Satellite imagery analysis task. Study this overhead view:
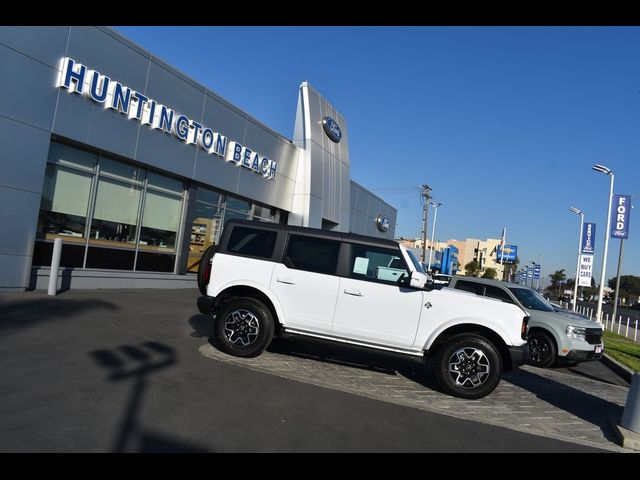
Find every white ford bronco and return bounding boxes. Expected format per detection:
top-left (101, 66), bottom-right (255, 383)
top-left (197, 220), bottom-right (530, 399)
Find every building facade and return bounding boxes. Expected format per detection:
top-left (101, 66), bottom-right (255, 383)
top-left (0, 27), bottom-right (397, 290)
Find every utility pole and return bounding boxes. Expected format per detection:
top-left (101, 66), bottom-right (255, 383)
top-left (420, 184), bottom-right (432, 263)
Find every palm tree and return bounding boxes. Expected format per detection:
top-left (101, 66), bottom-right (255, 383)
top-left (549, 269), bottom-right (566, 298)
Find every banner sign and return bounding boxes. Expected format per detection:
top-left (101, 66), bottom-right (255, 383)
top-left (496, 245), bottom-right (518, 263)
top-left (578, 254), bottom-right (593, 287)
top-left (581, 223), bottom-right (596, 254)
top-left (610, 195), bottom-right (631, 239)
top-left (533, 264), bottom-right (541, 280)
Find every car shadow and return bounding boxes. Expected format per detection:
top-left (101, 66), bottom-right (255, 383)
top-left (502, 367), bottom-right (624, 444)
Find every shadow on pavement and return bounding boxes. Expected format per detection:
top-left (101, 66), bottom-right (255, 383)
top-left (90, 341), bottom-right (208, 453)
top-left (188, 314), bottom-right (214, 338)
top-left (503, 368), bottom-right (624, 444)
top-left (0, 297), bottom-right (118, 333)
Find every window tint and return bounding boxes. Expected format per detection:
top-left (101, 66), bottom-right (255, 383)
top-left (227, 227), bottom-right (277, 259)
top-left (485, 285), bottom-right (513, 303)
top-left (454, 280), bottom-right (484, 295)
top-left (284, 235), bottom-right (340, 275)
top-left (349, 244), bottom-right (409, 285)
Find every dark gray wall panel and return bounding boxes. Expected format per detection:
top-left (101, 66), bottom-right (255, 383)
top-left (201, 93), bottom-right (247, 142)
top-left (0, 254), bottom-right (31, 289)
top-left (144, 60), bottom-right (205, 125)
top-left (0, 26), bottom-right (69, 69)
top-left (53, 92), bottom-right (140, 160)
top-left (242, 120), bottom-right (290, 179)
top-left (277, 141), bottom-right (300, 184)
top-left (191, 149), bottom-right (240, 194)
top-left (135, 127), bottom-right (198, 179)
top-left (0, 117), bottom-right (50, 194)
top-left (0, 46), bottom-right (59, 131)
top-left (235, 165), bottom-right (295, 212)
top-left (0, 186), bottom-right (41, 257)
top-left (66, 27), bottom-right (150, 90)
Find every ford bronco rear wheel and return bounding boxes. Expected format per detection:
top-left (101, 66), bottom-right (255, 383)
top-left (435, 334), bottom-right (503, 399)
top-left (215, 297), bottom-right (274, 358)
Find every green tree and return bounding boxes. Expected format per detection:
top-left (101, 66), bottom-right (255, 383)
top-left (482, 267), bottom-right (498, 279)
top-left (465, 259), bottom-right (482, 277)
top-left (607, 275), bottom-right (640, 305)
top-left (549, 269), bottom-right (566, 298)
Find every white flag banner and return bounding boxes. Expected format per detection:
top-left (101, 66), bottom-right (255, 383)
top-left (578, 254), bottom-right (594, 287)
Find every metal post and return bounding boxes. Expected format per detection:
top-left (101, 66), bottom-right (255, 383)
top-left (420, 185), bottom-right (431, 264)
top-left (617, 315), bottom-right (622, 335)
top-left (626, 318), bottom-right (630, 338)
top-left (47, 238), bottom-right (63, 296)
top-left (634, 320), bottom-right (637, 342)
top-left (611, 238), bottom-right (624, 324)
top-left (427, 202), bottom-right (441, 272)
top-left (595, 169), bottom-right (615, 322)
top-left (621, 373), bottom-right (640, 434)
top-left (572, 210), bottom-right (584, 311)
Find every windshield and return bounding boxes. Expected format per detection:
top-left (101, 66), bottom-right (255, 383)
top-left (405, 249), bottom-right (426, 274)
top-left (508, 287), bottom-right (556, 312)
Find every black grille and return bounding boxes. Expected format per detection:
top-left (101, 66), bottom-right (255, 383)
top-left (585, 328), bottom-right (603, 345)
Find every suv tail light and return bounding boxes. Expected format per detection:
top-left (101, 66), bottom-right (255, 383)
top-left (204, 260), bottom-right (212, 285)
top-left (521, 316), bottom-right (530, 340)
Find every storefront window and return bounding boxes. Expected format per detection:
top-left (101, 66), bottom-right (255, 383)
top-left (224, 196), bottom-right (252, 223)
top-left (252, 204), bottom-right (273, 222)
top-left (186, 187), bottom-right (224, 273)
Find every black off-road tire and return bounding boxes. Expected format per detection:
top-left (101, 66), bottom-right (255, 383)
top-left (435, 333), bottom-right (503, 399)
top-left (197, 245), bottom-right (216, 295)
top-left (215, 297), bottom-right (274, 358)
top-left (527, 331), bottom-right (557, 368)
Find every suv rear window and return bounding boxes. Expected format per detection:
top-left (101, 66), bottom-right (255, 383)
top-left (284, 235), bottom-right (340, 275)
top-left (227, 226), bottom-right (277, 259)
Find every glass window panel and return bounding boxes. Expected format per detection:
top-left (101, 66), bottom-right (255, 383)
top-left (225, 196), bottom-right (251, 215)
top-left (36, 163), bottom-right (92, 241)
top-left (348, 244), bottom-right (409, 285)
top-left (138, 190), bottom-right (182, 251)
top-left (32, 241), bottom-right (85, 268)
top-left (186, 187), bottom-right (224, 273)
top-left (252, 204), bottom-right (273, 222)
top-left (147, 172), bottom-right (183, 196)
top-left (90, 177), bottom-right (141, 247)
top-left (86, 246), bottom-right (135, 270)
top-left (285, 235), bottom-right (340, 275)
top-left (99, 157), bottom-right (144, 185)
top-left (227, 227), bottom-right (277, 259)
top-left (48, 141), bottom-right (97, 171)
top-left (136, 252), bottom-right (176, 272)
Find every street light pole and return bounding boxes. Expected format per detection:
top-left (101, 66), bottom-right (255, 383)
top-left (420, 184), bottom-right (432, 263)
top-left (427, 202), bottom-right (442, 272)
top-left (593, 164), bottom-right (615, 323)
top-left (569, 207), bottom-right (584, 311)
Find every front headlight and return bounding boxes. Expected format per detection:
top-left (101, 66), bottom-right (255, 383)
top-left (566, 326), bottom-right (587, 341)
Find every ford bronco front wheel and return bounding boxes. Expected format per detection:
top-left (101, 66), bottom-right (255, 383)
top-left (215, 297), bottom-right (274, 358)
top-left (435, 334), bottom-right (503, 399)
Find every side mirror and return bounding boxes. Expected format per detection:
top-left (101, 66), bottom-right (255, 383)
top-left (409, 271), bottom-right (427, 289)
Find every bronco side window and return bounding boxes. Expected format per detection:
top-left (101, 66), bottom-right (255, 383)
top-left (284, 234), bottom-right (340, 275)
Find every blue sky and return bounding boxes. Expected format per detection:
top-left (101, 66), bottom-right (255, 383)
top-left (114, 26), bottom-right (639, 284)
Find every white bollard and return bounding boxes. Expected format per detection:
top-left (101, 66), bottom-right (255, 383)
top-left (617, 315), bottom-right (622, 335)
top-left (635, 320), bottom-right (638, 342)
top-left (626, 318), bottom-right (630, 338)
top-left (47, 238), bottom-right (62, 296)
top-left (621, 373), bottom-right (640, 434)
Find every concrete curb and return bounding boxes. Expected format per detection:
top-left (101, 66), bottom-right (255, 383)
top-left (601, 353), bottom-right (635, 384)
top-left (608, 417), bottom-right (640, 451)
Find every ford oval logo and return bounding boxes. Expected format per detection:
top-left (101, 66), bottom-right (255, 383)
top-left (322, 116), bottom-right (342, 143)
top-left (376, 214), bottom-right (390, 232)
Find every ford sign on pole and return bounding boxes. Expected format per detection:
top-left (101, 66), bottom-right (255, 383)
top-left (581, 222), bottom-right (596, 254)
top-left (610, 194), bottom-right (631, 239)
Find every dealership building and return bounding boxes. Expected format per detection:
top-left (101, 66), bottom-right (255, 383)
top-left (0, 26), bottom-right (397, 290)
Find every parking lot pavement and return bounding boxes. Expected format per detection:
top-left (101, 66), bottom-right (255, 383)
top-left (0, 288), bottom-right (633, 452)
top-left (200, 333), bottom-right (631, 452)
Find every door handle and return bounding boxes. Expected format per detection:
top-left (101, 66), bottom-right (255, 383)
top-left (344, 288), bottom-right (363, 297)
top-left (276, 277), bottom-right (296, 285)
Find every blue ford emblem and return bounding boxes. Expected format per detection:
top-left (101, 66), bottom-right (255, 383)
top-left (322, 116), bottom-right (342, 143)
top-left (376, 214), bottom-right (390, 232)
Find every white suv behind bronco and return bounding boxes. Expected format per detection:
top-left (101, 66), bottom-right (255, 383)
top-left (197, 220), bottom-right (530, 399)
